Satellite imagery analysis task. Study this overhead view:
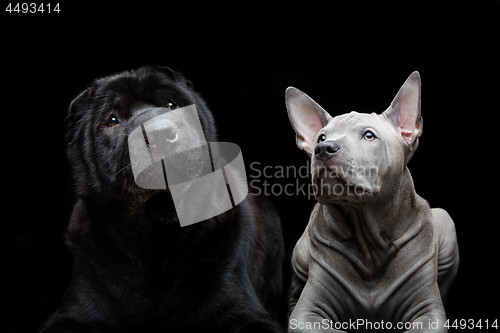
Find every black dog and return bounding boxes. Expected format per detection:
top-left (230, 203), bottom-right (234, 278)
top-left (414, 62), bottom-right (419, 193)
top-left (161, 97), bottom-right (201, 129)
top-left (41, 67), bottom-right (285, 332)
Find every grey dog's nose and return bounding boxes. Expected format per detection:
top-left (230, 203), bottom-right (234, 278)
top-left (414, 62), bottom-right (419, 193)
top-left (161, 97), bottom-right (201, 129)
top-left (314, 141), bottom-right (339, 161)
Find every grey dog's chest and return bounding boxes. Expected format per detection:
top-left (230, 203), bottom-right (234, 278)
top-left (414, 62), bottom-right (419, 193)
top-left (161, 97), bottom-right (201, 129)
top-left (307, 214), bottom-right (437, 322)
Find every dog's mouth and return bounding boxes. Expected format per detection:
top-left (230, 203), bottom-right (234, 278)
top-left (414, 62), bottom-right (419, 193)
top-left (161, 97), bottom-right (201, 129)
top-left (312, 164), bottom-right (373, 203)
top-left (130, 147), bottom-right (210, 191)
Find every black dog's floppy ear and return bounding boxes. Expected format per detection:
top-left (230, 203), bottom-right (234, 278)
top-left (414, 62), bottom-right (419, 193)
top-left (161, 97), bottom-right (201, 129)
top-left (65, 88), bottom-right (91, 144)
top-left (157, 66), bottom-right (194, 88)
top-left (383, 71), bottom-right (423, 162)
top-left (285, 87), bottom-right (332, 157)
top-left (157, 66), bottom-right (177, 81)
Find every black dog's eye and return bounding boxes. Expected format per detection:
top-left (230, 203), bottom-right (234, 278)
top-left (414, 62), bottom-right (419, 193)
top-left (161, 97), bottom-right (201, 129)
top-left (168, 100), bottom-right (178, 110)
top-left (106, 114), bottom-right (120, 127)
top-left (318, 134), bottom-right (326, 143)
top-left (363, 130), bottom-right (376, 141)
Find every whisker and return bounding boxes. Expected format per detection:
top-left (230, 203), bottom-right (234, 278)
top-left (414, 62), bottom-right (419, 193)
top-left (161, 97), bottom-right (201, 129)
top-left (114, 164), bottom-right (130, 177)
top-left (121, 179), bottom-right (128, 194)
top-left (127, 183), bottom-right (135, 194)
top-left (377, 188), bottom-right (391, 201)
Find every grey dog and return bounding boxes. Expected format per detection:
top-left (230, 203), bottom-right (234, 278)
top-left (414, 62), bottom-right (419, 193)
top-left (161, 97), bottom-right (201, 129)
top-left (285, 72), bottom-right (459, 332)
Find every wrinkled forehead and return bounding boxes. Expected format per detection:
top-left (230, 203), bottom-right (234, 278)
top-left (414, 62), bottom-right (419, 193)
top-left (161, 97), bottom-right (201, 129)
top-left (325, 111), bottom-right (390, 134)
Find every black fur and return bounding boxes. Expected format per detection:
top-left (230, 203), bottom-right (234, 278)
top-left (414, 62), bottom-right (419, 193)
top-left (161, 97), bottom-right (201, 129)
top-left (41, 67), bottom-right (285, 332)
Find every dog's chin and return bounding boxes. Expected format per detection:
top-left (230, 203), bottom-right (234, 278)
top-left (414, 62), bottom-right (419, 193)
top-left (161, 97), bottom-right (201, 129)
top-left (123, 175), bottom-right (194, 200)
top-left (113, 182), bottom-right (169, 202)
top-left (313, 175), bottom-right (374, 205)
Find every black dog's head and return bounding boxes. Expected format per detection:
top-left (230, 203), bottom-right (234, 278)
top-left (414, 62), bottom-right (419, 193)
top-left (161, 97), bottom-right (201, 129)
top-left (66, 67), bottom-right (217, 198)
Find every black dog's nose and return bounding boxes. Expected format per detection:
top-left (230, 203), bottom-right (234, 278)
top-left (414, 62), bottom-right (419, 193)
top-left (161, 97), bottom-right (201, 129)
top-left (162, 126), bottom-right (177, 142)
top-left (314, 141), bottom-right (339, 161)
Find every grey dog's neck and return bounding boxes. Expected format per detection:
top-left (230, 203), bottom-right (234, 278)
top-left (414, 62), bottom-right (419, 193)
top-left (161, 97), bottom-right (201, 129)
top-left (320, 168), bottom-right (427, 247)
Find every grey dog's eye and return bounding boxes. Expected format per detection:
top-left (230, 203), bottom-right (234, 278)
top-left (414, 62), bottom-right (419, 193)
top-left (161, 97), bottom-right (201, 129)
top-left (318, 134), bottom-right (326, 143)
top-left (363, 130), bottom-right (376, 141)
top-left (106, 114), bottom-right (119, 127)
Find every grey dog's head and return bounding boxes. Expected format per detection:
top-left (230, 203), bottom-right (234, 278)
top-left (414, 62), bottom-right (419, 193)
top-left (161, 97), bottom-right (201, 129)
top-left (286, 72), bottom-right (422, 205)
top-left (65, 67), bottom-right (217, 198)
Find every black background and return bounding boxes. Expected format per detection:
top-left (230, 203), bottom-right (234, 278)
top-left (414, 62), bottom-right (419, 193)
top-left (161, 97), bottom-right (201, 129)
top-left (4, 1), bottom-right (499, 332)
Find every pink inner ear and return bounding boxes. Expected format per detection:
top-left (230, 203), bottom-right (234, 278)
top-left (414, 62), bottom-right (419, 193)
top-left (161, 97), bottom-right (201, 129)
top-left (286, 87), bottom-right (332, 155)
top-left (304, 122), bottom-right (323, 144)
top-left (288, 93), bottom-right (329, 152)
top-left (399, 113), bottom-right (416, 143)
top-left (298, 138), bottom-right (312, 155)
top-left (401, 129), bottom-right (414, 143)
top-left (383, 72), bottom-right (422, 150)
top-left (397, 87), bottom-right (420, 143)
top-left (294, 121), bottom-right (322, 155)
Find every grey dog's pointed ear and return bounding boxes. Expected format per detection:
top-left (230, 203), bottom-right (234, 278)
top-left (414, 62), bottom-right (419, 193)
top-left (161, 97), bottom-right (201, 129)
top-left (285, 87), bottom-right (332, 157)
top-left (383, 71), bottom-right (423, 161)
